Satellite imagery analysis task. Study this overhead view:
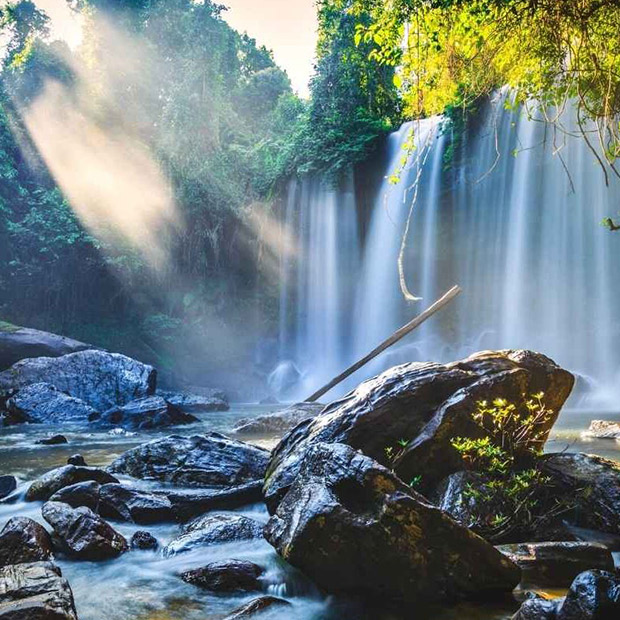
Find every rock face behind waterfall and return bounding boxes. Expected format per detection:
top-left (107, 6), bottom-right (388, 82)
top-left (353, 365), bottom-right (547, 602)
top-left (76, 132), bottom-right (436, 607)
top-left (0, 350), bottom-right (156, 411)
top-left (264, 442), bottom-right (520, 604)
top-left (264, 350), bottom-right (574, 510)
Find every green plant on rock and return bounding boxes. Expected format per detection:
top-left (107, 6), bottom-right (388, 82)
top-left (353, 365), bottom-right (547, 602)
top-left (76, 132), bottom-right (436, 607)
top-left (450, 394), bottom-right (571, 542)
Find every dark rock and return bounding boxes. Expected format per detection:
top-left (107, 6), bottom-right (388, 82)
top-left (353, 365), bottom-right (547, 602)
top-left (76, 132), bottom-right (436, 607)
top-left (264, 350), bottom-right (573, 511)
top-left (26, 466), bottom-right (119, 502)
top-left (0, 561), bottom-right (78, 619)
top-left (66, 455), bottom-right (86, 467)
top-left (95, 396), bottom-right (197, 430)
top-left (223, 596), bottom-right (291, 619)
top-left (36, 436), bottom-right (68, 446)
top-left (512, 597), bottom-right (562, 620)
top-left (41, 501), bottom-right (127, 560)
top-left (181, 560), bottom-right (264, 592)
top-left (0, 350), bottom-right (156, 411)
top-left (0, 477), bottom-right (17, 500)
top-left (49, 482), bottom-right (100, 512)
top-left (0, 324), bottom-right (91, 371)
top-left (497, 542), bottom-right (614, 587)
top-left (164, 482), bottom-right (264, 521)
top-left (0, 518), bottom-right (53, 567)
top-left (157, 390), bottom-right (229, 413)
top-left (129, 531), bottom-right (158, 551)
top-left (163, 513), bottom-right (263, 556)
top-left (541, 453), bottom-right (620, 539)
top-left (108, 433), bottom-right (269, 488)
top-left (0, 409), bottom-right (28, 427)
top-left (50, 482), bottom-right (175, 525)
top-left (264, 442), bottom-right (520, 604)
top-left (7, 383), bottom-right (97, 425)
top-left (557, 570), bottom-right (620, 619)
top-left (233, 402), bottom-right (324, 436)
top-left (98, 484), bottom-right (174, 524)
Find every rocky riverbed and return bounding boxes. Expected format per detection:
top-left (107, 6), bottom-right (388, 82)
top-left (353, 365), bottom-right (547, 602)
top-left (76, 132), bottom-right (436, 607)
top-left (1, 343), bottom-right (619, 619)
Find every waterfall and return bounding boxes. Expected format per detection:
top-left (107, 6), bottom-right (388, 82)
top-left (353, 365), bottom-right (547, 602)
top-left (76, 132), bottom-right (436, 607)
top-left (276, 97), bottom-right (620, 406)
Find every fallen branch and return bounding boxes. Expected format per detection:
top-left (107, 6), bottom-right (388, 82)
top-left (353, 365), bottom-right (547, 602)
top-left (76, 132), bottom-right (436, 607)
top-left (306, 285), bottom-right (462, 402)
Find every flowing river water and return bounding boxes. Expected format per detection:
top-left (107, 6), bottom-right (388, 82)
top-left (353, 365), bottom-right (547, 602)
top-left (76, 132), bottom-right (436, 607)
top-left (1, 404), bottom-right (619, 620)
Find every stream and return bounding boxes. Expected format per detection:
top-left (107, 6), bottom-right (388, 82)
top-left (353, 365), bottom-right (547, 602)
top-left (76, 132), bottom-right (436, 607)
top-left (1, 404), bottom-right (619, 620)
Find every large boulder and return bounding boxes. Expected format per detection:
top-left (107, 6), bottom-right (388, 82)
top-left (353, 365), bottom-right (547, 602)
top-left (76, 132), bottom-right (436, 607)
top-left (541, 453), bottom-right (620, 539)
top-left (233, 402), bottom-right (324, 437)
top-left (108, 433), bottom-right (269, 488)
top-left (93, 396), bottom-right (197, 430)
top-left (0, 350), bottom-right (156, 411)
top-left (5, 383), bottom-right (97, 424)
top-left (157, 390), bottom-right (229, 413)
top-left (0, 324), bottom-right (91, 371)
top-left (497, 542), bottom-right (614, 587)
top-left (264, 442), bottom-right (520, 604)
top-left (0, 561), bottom-right (78, 620)
top-left (582, 420), bottom-right (620, 439)
top-left (0, 518), bottom-right (53, 567)
top-left (180, 560), bottom-right (264, 592)
top-left (264, 350), bottom-right (573, 511)
top-left (41, 502), bottom-right (128, 560)
top-left (26, 466), bottom-right (119, 502)
top-left (163, 513), bottom-right (263, 556)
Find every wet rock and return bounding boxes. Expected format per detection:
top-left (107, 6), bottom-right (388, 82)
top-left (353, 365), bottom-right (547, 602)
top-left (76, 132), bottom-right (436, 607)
top-left (26, 466), bottom-right (119, 502)
top-left (164, 483), bottom-right (264, 521)
top-left (264, 442), bottom-right (520, 604)
top-left (582, 420), bottom-right (620, 439)
top-left (108, 433), bottom-right (269, 488)
top-left (233, 402), bottom-right (324, 436)
top-left (0, 350), bottom-right (156, 411)
top-left (50, 482), bottom-right (175, 525)
top-left (158, 390), bottom-right (229, 413)
top-left (512, 596), bottom-right (562, 620)
top-left (98, 484), bottom-right (174, 524)
top-left (66, 455), bottom-right (86, 467)
top-left (49, 482), bottom-right (100, 512)
top-left (223, 595), bottom-right (291, 619)
top-left (0, 477), bottom-right (16, 501)
top-left (0, 324), bottom-right (91, 371)
top-left (36, 435), bottom-right (68, 446)
top-left (0, 518), bottom-right (53, 567)
top-left (93, 396), bottom-right (197, 430)
top-left (181, 560), bottom-right (264, 592)
top-left (264, 350), bottom-right (573, 511)
top-left (130, 531), bottom-right (158, 551)
top-left (497, 542), bottom-right (614, 587)
top-left (7, 383), bottom-right (97, 425)
top-left (541, 453), bottom-right (620, 538)
top-left (41, 501), bottom-right (127, 560)
top-left (163, 513), bottom-right (263, 556)
top-left (0, 561), bottom-right (78, 619)
top-left (557, 569), bottom-right (620, 619)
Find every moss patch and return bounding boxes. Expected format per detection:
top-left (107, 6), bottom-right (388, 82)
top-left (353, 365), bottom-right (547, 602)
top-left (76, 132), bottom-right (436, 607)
top-left (0, 320), bottom-right (21, 333)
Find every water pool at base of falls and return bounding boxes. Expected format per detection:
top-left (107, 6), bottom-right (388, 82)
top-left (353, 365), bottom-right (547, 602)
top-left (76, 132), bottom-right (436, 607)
top-left (1, 404), bottom-right (618, 620)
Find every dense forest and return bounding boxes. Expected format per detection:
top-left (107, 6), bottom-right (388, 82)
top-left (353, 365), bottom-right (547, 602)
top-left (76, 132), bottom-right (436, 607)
top-left (1, 0), bottom-right (619, 390)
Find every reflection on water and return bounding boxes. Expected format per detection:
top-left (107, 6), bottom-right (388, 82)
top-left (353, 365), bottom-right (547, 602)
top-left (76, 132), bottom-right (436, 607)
top-left (0, 404), bottom-right (618, 619)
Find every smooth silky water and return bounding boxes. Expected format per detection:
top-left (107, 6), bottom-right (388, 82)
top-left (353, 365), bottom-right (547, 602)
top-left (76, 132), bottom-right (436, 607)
top-left (1, 404), bottom-right (618, 620)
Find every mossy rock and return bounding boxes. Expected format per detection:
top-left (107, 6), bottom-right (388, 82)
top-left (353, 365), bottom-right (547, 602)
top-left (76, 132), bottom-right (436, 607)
top-left (0, 321), bottom-right (20, 334)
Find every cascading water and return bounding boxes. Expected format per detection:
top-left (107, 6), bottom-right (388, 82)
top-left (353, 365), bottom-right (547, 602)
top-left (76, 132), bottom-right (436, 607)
top-left (277, 96), bottom-right (620, 405)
